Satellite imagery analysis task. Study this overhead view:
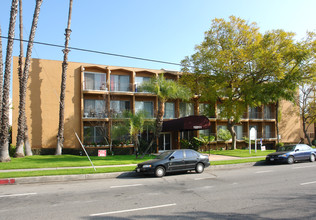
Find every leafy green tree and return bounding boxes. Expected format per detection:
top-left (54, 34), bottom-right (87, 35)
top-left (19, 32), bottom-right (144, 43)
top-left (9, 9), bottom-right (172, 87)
top-left (182, 16), bottom-right (315, 150)
top-left (217, 128), bottom-right (232, 150)
top-left (140, 74), bottom-right (192, 155)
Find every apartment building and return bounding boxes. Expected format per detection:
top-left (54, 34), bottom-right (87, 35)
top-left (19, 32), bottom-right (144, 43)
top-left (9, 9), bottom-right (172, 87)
top-left (12, 58), bottom-right (303, 153)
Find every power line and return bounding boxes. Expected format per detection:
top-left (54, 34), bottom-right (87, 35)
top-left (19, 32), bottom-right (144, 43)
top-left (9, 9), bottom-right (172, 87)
top-left (0, 36), bottom-right (182, 66)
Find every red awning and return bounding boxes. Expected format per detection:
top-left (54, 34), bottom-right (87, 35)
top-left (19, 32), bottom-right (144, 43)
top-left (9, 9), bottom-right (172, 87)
top-left (162, 115), bottom-right (211, 132)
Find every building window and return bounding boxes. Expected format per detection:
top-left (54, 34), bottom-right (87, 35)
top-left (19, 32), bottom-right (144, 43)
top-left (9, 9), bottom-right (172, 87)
top-left (84, 99), bottom-right (106, 118)
top-left (135, 76), bottom-right (150, 92)
top-left (179, 102), bottom-right (194, 117)
top-left (83, 126), bottom-right (106, 145)
top-left (249, 107), bottom-right (260, 119)
top-left (199, 129), bottom-right (212, 137)
top-left (135, 101), bottom-right (154, 118)
top-left (110, 100), bottom-right (131, 117)
top-left (164, 102), bottom-right (175, 119)
top-left (84, 72), bottom-right (107, 91)
top-left (234, 125), bottom-right (243, 140)
top-left (180, 131), bottom-right (194, 140)
top-left (265, 125), bottom-right (271, 138)
top-left (264, 106), bottom-right (272, 119)
top-left (199, 103), bottom-right (210, 117)
top-left (110, 75), bottom-right (130, 92)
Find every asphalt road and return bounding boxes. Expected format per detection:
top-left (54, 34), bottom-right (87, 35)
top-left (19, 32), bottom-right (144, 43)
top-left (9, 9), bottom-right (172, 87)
top-left (1, 162), bottom-right (316, 220)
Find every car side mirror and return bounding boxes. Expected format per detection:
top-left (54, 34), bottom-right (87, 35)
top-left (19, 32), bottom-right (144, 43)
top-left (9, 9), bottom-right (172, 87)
top-left (295, 149), bottom-right (299, 152)
top-left (169, 156), bottom-right (175, 160)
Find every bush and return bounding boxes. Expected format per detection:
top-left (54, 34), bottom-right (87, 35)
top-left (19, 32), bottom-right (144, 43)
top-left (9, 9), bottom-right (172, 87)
top-left (275, 142), bottom-right (284, 149)
top-left (9, 144), bottom-right (16, 157)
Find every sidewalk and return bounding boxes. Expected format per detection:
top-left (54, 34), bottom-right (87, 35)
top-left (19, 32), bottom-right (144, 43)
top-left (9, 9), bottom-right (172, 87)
top-left (0, 154), bottom-right (266, 185)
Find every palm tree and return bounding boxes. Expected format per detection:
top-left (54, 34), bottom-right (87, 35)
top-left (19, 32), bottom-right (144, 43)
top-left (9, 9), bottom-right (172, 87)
top-left (0, 0), bottom-right (19, 162)
top-left (0, 26), bottom-right (4, 130)
top-left (56, 0), bottom-right (73, 155)
top-left (141, 74), bottom-right (191, 155)
top-left (15, 0), bottom-right (43, 157)
top-left (123, 111), bottom-right (146, 158)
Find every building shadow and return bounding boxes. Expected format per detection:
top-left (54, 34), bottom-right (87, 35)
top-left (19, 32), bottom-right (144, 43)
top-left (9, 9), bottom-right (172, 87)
top-left (29, 59), bottom-right (43, 148)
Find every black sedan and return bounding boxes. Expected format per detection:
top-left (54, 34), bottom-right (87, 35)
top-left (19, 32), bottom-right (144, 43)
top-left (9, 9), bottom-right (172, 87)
top-left (136, 149), bottom-right (210, 177)
top-left (266, 144), bottom-right (316, 164)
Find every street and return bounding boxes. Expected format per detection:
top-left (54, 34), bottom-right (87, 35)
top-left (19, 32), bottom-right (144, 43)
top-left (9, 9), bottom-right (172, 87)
top-left (1, 162), bottom-right (316, 219)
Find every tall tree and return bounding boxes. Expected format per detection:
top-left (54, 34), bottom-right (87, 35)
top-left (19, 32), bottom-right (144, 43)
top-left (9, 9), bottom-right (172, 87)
top-left (141, 74), bottom-right (191, 155)
top-left (181, 16), bottom-right (315, 149)
top-left (15, 0), bottom-right (43, 157)
top-left (296, 84), bottom-right (316, 145)
top-left (56, 0), bottom-right (73, 155)
top-left (0, 26), bottom-right (4, 130)
top-left (0, 0), bottom-right (19, 162)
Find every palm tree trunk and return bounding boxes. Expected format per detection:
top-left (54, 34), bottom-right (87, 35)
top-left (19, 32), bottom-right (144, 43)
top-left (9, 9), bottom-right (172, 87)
top-left (15, 0), bottom-right (25, 157)
top-left (0, 26), bottom-right (4, 130)
top-left (0, 0), bottom-right (19, 162)
top-left (142, 101), bottom-right (165, 156)
top-left (16, 0), bottom-right (42, 157)
top-left (56, 0), bottom-right (73, 155)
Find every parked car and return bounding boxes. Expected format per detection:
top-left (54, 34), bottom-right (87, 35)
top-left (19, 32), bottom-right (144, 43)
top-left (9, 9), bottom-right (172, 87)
top-left (136, 149), bottom-right (210, 177)
top-left (266, 144), bottom-right (316, 164)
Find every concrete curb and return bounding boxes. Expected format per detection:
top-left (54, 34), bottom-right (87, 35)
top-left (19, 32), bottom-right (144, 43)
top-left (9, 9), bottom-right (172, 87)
top-left (0, 161), bottom-right (264, 185)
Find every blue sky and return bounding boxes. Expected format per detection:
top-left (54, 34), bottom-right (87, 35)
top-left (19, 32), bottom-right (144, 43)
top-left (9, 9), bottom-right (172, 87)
top-left (1, 0), bottom-right (315, 71)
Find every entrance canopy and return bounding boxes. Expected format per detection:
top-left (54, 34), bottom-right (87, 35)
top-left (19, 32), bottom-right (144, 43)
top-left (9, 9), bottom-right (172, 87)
top-left (162, 115), bottom-right (211, 132)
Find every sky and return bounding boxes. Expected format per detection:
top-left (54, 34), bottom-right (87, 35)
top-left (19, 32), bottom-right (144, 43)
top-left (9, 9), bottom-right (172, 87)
top-left (0, 0), bottom-right (315, 72)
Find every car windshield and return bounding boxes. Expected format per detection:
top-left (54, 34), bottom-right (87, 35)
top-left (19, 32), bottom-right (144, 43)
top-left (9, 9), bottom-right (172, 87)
top-left (156, 151), bottom-right (174, 159)
top-left (277, 145), bottom-right (296, 152)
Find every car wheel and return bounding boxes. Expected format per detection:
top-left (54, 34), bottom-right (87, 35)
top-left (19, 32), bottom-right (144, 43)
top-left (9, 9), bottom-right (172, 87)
top-left (155, 166), bottom-right (165, 177)
top-left (195, 163), bottom-right (204, 173)
top-left (287, 156), bottom-right (294, 164)
top-left (309, 154), bottom-right (315, 162)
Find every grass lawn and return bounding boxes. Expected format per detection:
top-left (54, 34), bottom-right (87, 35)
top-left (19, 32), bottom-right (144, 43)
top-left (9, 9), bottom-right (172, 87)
top-left (205, 149), bottom-right (275, 157)
top-left (0, 154), bottom-right (155, 170)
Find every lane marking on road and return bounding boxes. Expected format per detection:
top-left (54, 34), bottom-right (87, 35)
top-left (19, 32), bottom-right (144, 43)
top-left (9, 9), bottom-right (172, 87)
top-left (195, 177), bottom-right (214, 180)
top-left (90, 203), bottom-right (177, 216)
top-left (292, 165), bottom-right (316, 169)
top-left (255, 170), bottom-right (274, 174)
top-left (300, 181), bottom-right (316, 186)
top-left (0, 193), bottom-right (37, 198)
top-left (110, 184), bottom-right (143, 189)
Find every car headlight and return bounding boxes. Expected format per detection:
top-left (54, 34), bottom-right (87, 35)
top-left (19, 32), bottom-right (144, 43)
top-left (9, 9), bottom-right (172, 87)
top-left (143, 165), bottom-right (152, 168)
top-left (278, 154), bottom-right (287, 157)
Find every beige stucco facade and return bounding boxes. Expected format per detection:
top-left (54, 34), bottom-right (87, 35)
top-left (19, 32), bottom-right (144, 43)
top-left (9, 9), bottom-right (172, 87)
top-left (12, 57), bottom-right (305, 152)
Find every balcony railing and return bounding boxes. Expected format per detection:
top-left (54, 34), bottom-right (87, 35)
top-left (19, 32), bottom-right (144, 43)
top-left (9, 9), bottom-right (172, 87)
top-left (83, 111), bottom-right (107, 119)
top-left (110, 82), bottom-right (133, 92)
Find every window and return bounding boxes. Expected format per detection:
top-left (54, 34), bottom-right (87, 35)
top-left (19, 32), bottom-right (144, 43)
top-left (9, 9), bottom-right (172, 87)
top-left (234, 125), bottom-right (243, 140)
top-left (185, 150), bottom-right (198, 158)
top-left (84, 99), bottom-right (106, 118)
top-left (264, 106), bottom-right (272, 119)
top-left (199, 129), bottom-right (212, 137)
top-left (164, 102), bottom-right (175, 119)
top-left (135, 76), bottom-right (150, 92)
top-left (84, 72), bottom-right (107, 91)
top-left (110, 100), bottom-right (130, 117)
top-left (110, 75), bottom-right (130, 92)
top-left (83, 126), bottom-right (106, 145)
top-left (135, 101), bottom-right (154, 118)
top-left (265, 125), bottom-right (271, 138)
top-left (180, 131), bottom-right (194, 140)
top-left (249, 107), bottom-right (260, 119)
top-left (199, 103), bottom-right (210, 117)
top-left (179, 102), bottom-right (194, 117)
top-left (172, 150), bottom-right (184, 160)
top-left (158, 133), bottom-right (171, 151)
